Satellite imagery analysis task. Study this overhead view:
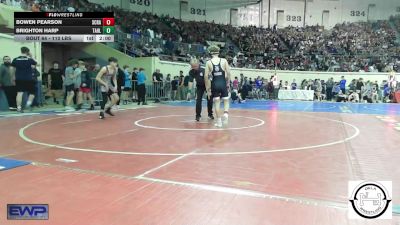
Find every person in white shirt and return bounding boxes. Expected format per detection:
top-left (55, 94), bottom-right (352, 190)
top-left (282, 81), bottom-right (289, 90)
top-left (348, 90), bottom-right (359, 103)
top-left (388, 70), bottom-right (397, 91)
top-left (271, 73), bottom-right (279, 99)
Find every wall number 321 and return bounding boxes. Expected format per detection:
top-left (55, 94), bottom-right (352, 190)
top-left (190, 8), bottom-right (206, 16)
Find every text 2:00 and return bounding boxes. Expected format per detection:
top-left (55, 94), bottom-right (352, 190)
top-left (99, 36), bottom-right (112, 41)
top-left (130, 0), bottom-right (151, 6)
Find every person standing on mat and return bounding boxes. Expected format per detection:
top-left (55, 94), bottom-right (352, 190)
top-left (131, 67), bottom-right (138, 102)
top-left (64, 59), bottom-right (79, 111)
top-left (116, 64), bottom-right (124, 109)
top-left (137, 68), bottom-right (147, 105)
top-left (12, 47), bottom-right (37, 113)
top-left (96, 57), bottom-right (119, 119)
top-left (121, 65), bottom-right (132, 105)
top-left (204, 45), bottom-right (231, 128)
top-left (78, 61), bottom-right (94, 110)
top-left (47, 61), bottom-right (63, 105)
top-left (189, 58), bottom-right (214, 122)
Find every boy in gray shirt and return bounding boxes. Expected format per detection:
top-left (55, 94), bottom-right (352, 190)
top-left (64, 59), bottom-right (79, 111)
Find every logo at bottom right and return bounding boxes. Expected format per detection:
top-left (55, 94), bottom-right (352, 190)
top-left (349, 181), bottom-right (392, 219)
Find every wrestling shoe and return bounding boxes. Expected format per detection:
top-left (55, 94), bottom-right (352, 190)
top-left (99, 112), bottom-right (105, 119)
top-left (214, 118), bottom-right (222, 128)
top-left (105, 107), bottom-right (115, 116)
top-left (223, 111), bottom-right (229, 124)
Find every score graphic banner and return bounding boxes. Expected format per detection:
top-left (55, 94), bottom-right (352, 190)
top-left (14, 12), bottom-right (115, 42)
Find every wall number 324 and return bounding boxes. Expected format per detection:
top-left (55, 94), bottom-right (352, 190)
top-left (350, 11), bottom-right (365, 16)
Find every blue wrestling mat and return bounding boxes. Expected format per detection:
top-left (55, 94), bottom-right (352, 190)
top-left (165, 100), bottom-right (400, 115)
top-left (0, 157), bottom-right (31, 171)
top-left (394, 205), bottom-right (400, 214)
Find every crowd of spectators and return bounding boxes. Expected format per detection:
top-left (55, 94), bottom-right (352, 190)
top-left (2, 0), bottom-right (400, 73)
top-left (109, 6), bottom-right (400, 73)
top-left (1, 0), bottom-right (81, 12)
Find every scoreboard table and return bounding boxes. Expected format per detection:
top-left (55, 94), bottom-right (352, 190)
top-left (14, 12), bottom-right (114, 42)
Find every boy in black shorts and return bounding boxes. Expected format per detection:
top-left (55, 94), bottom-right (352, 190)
top-left (12, 47), bottom-right (37, 112)
top-left (96, 57), bottom-right (119, 119)
top-left (205, 45), bottom-right (231, 127)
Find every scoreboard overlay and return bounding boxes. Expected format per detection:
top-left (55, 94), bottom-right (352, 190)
top-left (14, 12), bottom-right (115, 42)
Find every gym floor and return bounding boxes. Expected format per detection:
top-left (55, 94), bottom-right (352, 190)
top-left (0, 100), bottom-right (399, 225)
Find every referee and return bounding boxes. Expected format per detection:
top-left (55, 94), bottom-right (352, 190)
top-left (188, 58), bottom-right (214, 122)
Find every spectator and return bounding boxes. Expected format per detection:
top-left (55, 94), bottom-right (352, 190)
top-left (31, 64), bottom-right (41, 107)
top-left (371, 84), bottom-right (379, 103)
top-left (362, 81), bottom-right (372, 103)
top-left (255, 76), bottom-right (263, 99)
top-left (116, 64), bottom-right (125, 107)
top-left (152, 69), bottom-right (163, 82)
top-left (356, 78), bottom-right (364, 99)
top-left (79, 62), bottom-right (94, 110)
top-left (305, 79), bottom-right (314, 90)
top-left (183, 73), bottom-right (191, 101)
top-left (291, 79), bottom-right (297, 90)
top-left (267, 78), bottom-right (274, 100)
top-left (74, 60), bottom-right (84, 110)
top-left (348, 79), bottom-right (357, 93)
top-left (121, 65), bottom-right (132, 105)
top-left (12, 46), bottom-right (37, 112)
top-left (178, 71), bottom-right (184, 100)
top-left (131, 67), bottom-right (138, 102)
top-left (152, 69), bottom-right (163, 98)
top-left (64, 59), bottom-right (79, 112)
top-left (336, 90), bottom-right (347, 102)
top-left (241, 77), bottom-right (251, 100)
top-left (300, 79), bottom-right (307, 90)
top-left (47, 61), bottom-right (63, 105)
top-left (315, 79), bottom-right (322, 101)
top-left (282, 81), bottom-right (289, 90)
top-left (339, 76), bottom-right (346, 94)
top-left (164, 74), bottom-right (172, 100)
top-left (326, 77), bottom-right (334, 101)
top-left (91, 64), bottom-right (102, 103)
top-left (137, 68), bottom-right (147, 105)
top-left (171, 76), bottom-right (179, 101)
top-left (0, 56), bottom-right (16, 110)
top-left (348, 90), bottom-right (359, 103)
top-left (271, 74), bottom-right (279, 99)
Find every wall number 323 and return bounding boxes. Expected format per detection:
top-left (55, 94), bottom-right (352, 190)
top-left (286, 16), bottom-right (301, 22)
